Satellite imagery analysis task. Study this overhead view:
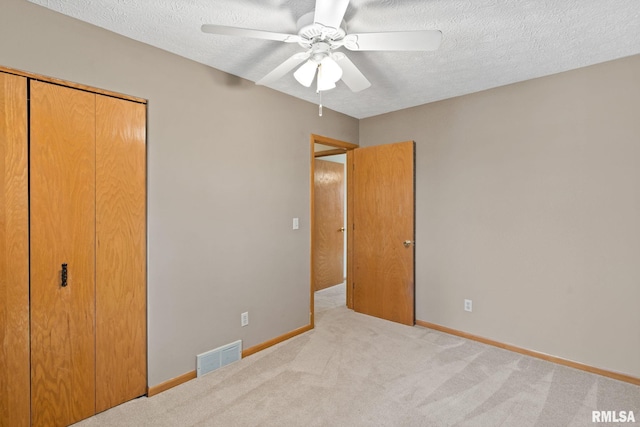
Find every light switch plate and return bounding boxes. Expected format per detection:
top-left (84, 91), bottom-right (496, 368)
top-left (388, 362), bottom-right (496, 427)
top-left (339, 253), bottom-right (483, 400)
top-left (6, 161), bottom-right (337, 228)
top-left (293, 218), bottom-right (299, 230)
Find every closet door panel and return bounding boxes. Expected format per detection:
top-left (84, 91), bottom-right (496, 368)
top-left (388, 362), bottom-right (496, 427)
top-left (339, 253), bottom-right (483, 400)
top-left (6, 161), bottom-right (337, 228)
top-left (0, 72), bottom-right (29, 427)
top-left (30, 81), bottom-right (96, 426)
top-left (95, 95), bottom-right (147, 412)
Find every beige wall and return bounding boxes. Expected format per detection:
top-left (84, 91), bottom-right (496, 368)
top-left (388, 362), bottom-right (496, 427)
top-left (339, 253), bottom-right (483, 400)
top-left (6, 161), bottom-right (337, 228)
top-left (0, 0), bottom-right (358, 386)
top-left (360, 55), bottom-right (640, 377)
top-left (2, 0), bottom-right (638, 387)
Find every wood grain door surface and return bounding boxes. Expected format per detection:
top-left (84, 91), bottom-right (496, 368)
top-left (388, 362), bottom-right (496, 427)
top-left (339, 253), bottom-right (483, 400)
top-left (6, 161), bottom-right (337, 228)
top-left (0, 72), bottom-right (30, 427)
top-left (95, 95), bottom-right (147, 412)
top-left (352, 141), bottom-right (415, 326)
top-left (314, 159), bottom-right (345, 291)
top-left (0, 73), bottom-right (146, 427)
top-left (30, 81), bottom-right (97, 426)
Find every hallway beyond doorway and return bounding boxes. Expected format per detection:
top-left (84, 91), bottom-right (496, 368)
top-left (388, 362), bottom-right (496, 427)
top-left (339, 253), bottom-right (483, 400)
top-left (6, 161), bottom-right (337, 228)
top-left (314, 282), bottom-right (345, 313)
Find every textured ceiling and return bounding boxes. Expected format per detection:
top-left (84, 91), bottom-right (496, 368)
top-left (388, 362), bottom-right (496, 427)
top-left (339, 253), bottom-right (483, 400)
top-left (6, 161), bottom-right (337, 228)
top-left (29, 0), bottom-right (640, 119)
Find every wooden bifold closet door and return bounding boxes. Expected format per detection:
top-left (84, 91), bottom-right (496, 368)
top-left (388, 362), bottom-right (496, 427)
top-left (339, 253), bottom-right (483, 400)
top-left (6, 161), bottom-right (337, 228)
top-left (31, 80), bottom-right (147, 426)
top-left (1, 72), bottom-right (146, 427)
top-left (0, 71), bottom-right (30, 427)
top-left (95, 94), bottom-right (147, 413)
top-left (30, 81), bottom-right (97, 426)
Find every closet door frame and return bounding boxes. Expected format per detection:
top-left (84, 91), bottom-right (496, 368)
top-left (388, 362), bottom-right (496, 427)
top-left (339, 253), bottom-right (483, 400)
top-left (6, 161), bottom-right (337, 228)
top-left (0, 65), bottom-right (147, 104)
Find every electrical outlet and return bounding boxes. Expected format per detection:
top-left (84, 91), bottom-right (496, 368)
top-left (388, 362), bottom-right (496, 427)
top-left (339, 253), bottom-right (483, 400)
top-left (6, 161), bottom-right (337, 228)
top-left (464, 299), bottom-right (472, 312)
top-left (241, 311), bottom-right (249, 327)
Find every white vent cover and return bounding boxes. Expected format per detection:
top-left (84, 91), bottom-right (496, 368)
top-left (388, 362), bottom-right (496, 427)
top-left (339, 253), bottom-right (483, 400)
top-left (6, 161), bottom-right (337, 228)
top-left (196, 340), bottom-right (242, 377)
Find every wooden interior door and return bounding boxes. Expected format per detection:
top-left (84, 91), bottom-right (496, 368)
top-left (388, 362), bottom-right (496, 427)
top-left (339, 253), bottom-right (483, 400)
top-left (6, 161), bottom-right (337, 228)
top-left (0, 72), bottom-right (30, 427)
top-left (30, 81), bottom-right (96, 426)
top-left (352, 141), bottom-right (415, 326)
top-left (95, 95), bottom-right (147, 412)
top-left (313, 159), bottom-right (345, 291)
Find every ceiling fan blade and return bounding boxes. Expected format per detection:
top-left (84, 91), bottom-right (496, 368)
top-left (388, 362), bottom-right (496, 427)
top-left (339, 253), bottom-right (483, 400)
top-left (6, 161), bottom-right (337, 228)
top-left (344, 30), bottom-right (442, 51)
top-left (333, 53), bottom-right (370, 92)
top-left (201, 24), bottom-right (300, 43)
top-left (256, 52), bottom-right (311, 86)
top-left (314, 0), bottom-right (350, 29)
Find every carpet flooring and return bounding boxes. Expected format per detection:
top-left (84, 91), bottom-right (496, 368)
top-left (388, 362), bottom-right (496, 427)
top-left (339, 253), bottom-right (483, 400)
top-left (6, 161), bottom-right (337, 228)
top-left (75, 284), bottom-right (639, 426)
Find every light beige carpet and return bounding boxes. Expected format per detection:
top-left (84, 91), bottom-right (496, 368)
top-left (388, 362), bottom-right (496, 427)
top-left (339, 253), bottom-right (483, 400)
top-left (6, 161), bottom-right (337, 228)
top-left (76, 284), bottom-right (639, 426)
top-left (314, 282), bottom-right (346, 313)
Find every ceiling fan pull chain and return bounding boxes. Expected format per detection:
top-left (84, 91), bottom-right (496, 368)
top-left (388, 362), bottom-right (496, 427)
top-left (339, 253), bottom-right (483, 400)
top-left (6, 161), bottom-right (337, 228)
top-left (319, 90), bottom-right (323, 117)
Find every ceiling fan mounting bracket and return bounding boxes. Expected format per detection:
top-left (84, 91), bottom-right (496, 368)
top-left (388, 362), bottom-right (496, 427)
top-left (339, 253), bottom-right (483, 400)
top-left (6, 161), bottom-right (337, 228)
top-left (309, 42), bottom-right (333, 62)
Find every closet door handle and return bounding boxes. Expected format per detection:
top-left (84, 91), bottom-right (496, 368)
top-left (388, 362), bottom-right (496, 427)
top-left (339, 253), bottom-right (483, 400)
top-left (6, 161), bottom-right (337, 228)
top-left (61, 263), bottom-right (68, 287)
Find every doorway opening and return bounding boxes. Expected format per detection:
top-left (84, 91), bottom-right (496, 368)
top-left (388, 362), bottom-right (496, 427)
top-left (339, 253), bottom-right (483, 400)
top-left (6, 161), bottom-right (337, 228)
top-left (310, 134), bottom-right (357, 327)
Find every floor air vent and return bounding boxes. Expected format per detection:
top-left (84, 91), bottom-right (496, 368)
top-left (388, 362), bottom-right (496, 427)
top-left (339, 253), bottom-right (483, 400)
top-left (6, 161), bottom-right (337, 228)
top-left (196, 340), bottom-right (242, 377)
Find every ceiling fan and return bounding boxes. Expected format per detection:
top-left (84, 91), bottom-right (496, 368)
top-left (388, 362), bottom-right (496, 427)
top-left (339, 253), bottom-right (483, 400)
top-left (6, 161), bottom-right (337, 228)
top-left (201, 0), bottom-right (442, 93)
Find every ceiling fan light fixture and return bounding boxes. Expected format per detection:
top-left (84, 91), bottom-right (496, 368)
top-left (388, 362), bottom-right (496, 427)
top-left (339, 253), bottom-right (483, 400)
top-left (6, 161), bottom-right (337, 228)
top-left (317, 56), bottom-right (343, 92)
top-left (321, 56), bottom-right (343, 82)
top-left (317, 70), bottom-right (336, 92)
top-left (293, 60), bottom-right (318, 87)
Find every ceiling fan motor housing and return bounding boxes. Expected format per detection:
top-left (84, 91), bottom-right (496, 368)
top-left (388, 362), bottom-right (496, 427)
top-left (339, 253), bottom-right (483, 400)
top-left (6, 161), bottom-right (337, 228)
top-left (296, 11), bottom-right (346, 49)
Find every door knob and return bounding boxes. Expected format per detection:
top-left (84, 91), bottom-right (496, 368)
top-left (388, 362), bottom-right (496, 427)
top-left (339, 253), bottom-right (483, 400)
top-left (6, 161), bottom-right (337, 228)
top-left (403, 240), bottom-right (414, 248)
top-left (338, 227), bottom-right (345, 232)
